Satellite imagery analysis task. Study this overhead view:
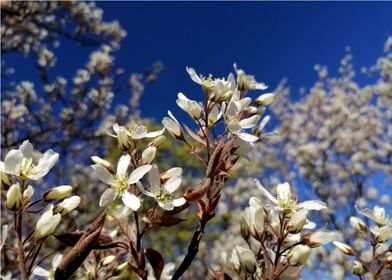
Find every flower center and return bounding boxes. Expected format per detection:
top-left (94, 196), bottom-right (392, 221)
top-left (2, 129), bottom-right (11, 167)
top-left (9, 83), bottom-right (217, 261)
top-left (19, 158), bottom-right (35, 178)
top-left (154, 188), bottom-right (171, 204)
top-left (113, 176), bottom-right (129, 194)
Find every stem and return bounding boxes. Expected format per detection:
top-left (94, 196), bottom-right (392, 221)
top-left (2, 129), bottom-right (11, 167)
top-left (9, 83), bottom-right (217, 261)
top-left (171, 215), bottom-right (213, 280)
top-left (15, 211), bottom-right (28, 280)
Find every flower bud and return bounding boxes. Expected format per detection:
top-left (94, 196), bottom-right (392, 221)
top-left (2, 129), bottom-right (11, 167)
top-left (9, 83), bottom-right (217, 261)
top-left (6, 183), bottom-right (21, 210)
top-left (350, 216), bottom-right (367, 233)
top-left (287, 210), bottom-right (308, 234)
top-left (102, 255), bottom-right (116, 266)
top-left (35, 204), bottom-right (61, 240)
top-left (53, 196), bottom-right (81, 215)
top-left (254, 93), bottom-right (274, 106)
top-left (43, 185), bottom-right (73, 202)
top-left (91, 156), bottom-right (113, 171)
top-left (243, 206), bottom-right (264, 238)
top-left (23, 185), bottom-right (34, 203)
top-left (162, 111), bottom-right (184, 140)
top-left (352, 261), bottom-right (364, 276)
top-left (235, 246), bottom-right (256, 274)
top-left (148, 135), bottom-right (166, 147)
top-left (1, 168), bottom-right (12, 190)
top-left (305, 230), bottom-right (336, 248)
top-left (288, 245), bottom-right (310, 266)
top-left (333, 241), bottom-right (355, 255)
top-left (240, 217), bottom-right (250, 240)
top-left (140, 146), bottom-right (157, 164)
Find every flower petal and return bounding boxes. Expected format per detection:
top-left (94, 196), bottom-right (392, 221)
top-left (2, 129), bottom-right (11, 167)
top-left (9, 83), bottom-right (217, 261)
top-left (186, 67), bottom-right (202, 84)
top-left (254, 179), bottom-right (279, 205)
top-left (136, 181), bottom-right (155, 198)
top-left (92, 165), bottom-right (115, 185)
top-left (164, 176), bottom-right (182, 193)
top-left (4, 150), bottom-right (23, 175)
top-left (297, 200), bottom-right (327, 211)
top-left (99, 188), bottom-right (116, 207)
top-left (117, 155), bottom-right (130, 177)
top-left (19, 140), bottom-right (34, 159)
top-left (239, 115), bottom-right (260, 129)
top-left (52, 253), bottom-right (63, 269)
top-left (238, 132), bottom-right (259, 143)
top-left (172, 197), bottom-right (186, 207)
top-left (158, 201), bottom-right (174, 211)
top-left (121, 192), bottom-right (141, 211)
top-left (32, 150), bottom-right (59, 179)
top-left (148, 164), bottom-right (160, 188)
top-left (32, 266), bottom-right (50, 277)
top-left (128, 165), bottom-right (152, 184)
top-left (146, 128), bottom-right (165, 138)
top-left (277, 182), bottom-right (291, 202)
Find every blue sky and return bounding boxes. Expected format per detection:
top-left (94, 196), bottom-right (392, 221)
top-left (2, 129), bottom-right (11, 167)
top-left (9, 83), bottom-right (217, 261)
top-left (5, 2), bottom-right (392, 122)
top-left (95, 1), bottom-right (392, 120)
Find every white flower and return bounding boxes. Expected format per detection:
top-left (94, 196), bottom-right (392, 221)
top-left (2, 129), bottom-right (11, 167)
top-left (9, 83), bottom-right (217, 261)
top-left (162, 111), bottom-right (184, 140)
top-left (0, 161), bottom-right (12, 189)
top-left (356, 205), bottom-right (392, 227)
top-left (255, 180), bottom-right (327, 212)
top-left (233, 64), bottom-right (268, 91)
top-left (224, 98), bottom-right (260, 142)
top-left (2, 140), bottom-right (58, 180)
top-left (92, 155), bottom-right (151, 211)
top-left (370, 226), bottom-right (392, 243)
top-left (186, 66), bottom-right (216, 90)
top-left (176, 92), bottom-right (203, 120)
top-left (137, 164), bottom-right (186, 211)
top-left (32, 253), bottom-right (63, 279)
top-left (35, 204), bottom-right (61, 240)
top-left (109, 124), bottom-right (165, 150)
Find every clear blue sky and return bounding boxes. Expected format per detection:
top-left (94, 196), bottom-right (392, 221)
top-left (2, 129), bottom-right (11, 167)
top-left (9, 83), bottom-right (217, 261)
top-left (96, 1), bottom-right (392, 120)
top-left (6, 2), bottom-right (392, 121)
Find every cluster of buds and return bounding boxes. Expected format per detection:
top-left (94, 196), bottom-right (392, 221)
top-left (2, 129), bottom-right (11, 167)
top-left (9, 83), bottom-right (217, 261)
top-left (223, 180), bottom-right (336, 279)
top-left (332, 205), bottom-right (392, 278)
top-left (1, 141), bottom-right (81, 241)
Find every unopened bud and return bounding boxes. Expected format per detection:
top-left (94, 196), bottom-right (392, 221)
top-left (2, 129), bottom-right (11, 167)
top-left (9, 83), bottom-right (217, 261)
top-left (240, 217), bottom-right (250, 240)
top-left (1, 167), bottom-right (12, 190)
top-left (350, 216), bottom-right (367, 233)
top-left (91, 156), bottom-right (113, 172)
top-left (305, 230), bottom-right (336, 248)
top-left (288, 245), bottom-right (310, 266)
top-left (235, 246), bottom-right (256, 274)
top-left (287, 210), bottom-right (308, 234)
top-left (53, 196), bottom-right (81, 215)
top-left (162, 111), bottom-right (184, 140)
top-left (35, 204), bottom-right (61, 240)
top-left (140, 146), bottom-right (157, 164)
top-left (6, 183), bottom-right (21, 210)
top-left (148, 135), bottom-right (166, 147)
top-left (102, 255), bottom-right (116, 266)
top-left (333, 241), bottom-right (355, 255)
top-left (254, 93), bottom-right (274, 106)
top-left (352, 261), bottom-right (364, 276)
top-left (43, 185), bottom-right (73, 202)
top-left (23, 185), bottom-right (34, 203)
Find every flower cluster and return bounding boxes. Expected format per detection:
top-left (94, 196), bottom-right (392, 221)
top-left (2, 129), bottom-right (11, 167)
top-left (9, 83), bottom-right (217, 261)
top-left (1, 141), bottom-right (81, 242)
top-left (332, 205), bottom-right (392, 278)
top-left (222, 180), bottom-right (335, 279)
